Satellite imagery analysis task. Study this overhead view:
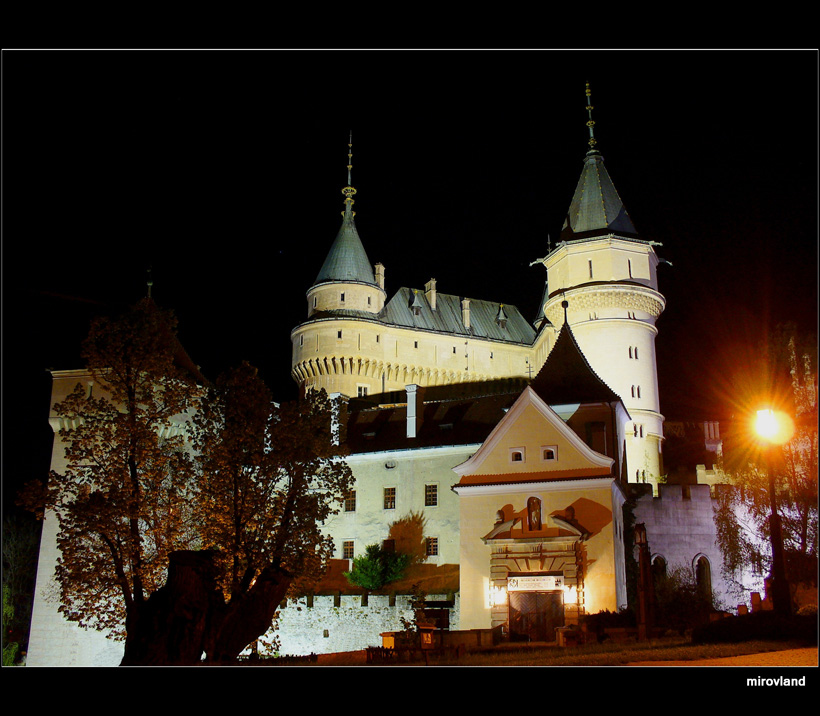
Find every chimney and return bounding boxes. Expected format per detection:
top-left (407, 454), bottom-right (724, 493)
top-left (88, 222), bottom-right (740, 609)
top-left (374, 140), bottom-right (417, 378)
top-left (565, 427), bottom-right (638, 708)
top-left (406, 384), bottom-right (423, 438)
top-left (425, 278), bottom-right (437, 311)
top-left (375, 263), bottom-right (385, 290)
top-left (461, 298), bottom-right (471, 330)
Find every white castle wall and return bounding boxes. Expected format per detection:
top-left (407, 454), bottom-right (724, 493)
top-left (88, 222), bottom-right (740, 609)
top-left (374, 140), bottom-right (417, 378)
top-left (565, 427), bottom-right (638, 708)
top-left (274, 593), bottom-right (459, 656)
top-left (632, 483), bottom-right (732, 609)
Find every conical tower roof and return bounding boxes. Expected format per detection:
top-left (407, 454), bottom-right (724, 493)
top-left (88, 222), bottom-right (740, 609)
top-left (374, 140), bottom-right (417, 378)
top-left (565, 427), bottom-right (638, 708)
top-left (529, 302), bottom-right (622, 406)
top-left (313, 135), bottom-right (377, 287)
top-left (560, 83), bottom-right (637, 242)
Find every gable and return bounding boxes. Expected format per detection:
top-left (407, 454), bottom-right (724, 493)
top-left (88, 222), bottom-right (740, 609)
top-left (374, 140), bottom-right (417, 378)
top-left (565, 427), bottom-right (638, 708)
top-left (453, 387), bottom-right (613, 485)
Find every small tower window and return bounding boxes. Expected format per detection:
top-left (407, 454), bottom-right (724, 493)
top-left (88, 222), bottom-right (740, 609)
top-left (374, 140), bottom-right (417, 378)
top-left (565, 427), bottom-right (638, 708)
top-left (340, 292), bottom-right (345, 302)
top-left (414, 341), bottom-right (418, 349)
top-left (629, 346), bottom-right (633, 359)
top-left (628, 259), bottom-right (633, 278)
top-left (367, 296), bottom-right (371, 306)
top-left (589, 260), bottom-right (594, 279)
top-left (313, 296), bottom-right (318, 308)
top-left (631, 385), bottom-right (636, 398)
top-left (337, 330), bottom-right (343, 339)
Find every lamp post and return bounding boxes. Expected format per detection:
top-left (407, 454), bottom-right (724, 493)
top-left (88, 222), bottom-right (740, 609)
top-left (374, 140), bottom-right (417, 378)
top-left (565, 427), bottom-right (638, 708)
top-left (755, 409), bottom-right (792, 616)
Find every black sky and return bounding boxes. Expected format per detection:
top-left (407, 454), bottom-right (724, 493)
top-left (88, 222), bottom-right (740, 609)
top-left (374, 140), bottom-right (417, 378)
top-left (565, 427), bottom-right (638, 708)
top-left (3, 49), bottom-right (818, 505)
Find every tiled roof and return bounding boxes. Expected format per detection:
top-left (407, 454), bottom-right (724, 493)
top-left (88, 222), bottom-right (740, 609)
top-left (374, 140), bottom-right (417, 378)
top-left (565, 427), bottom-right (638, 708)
top-left (529, 317), bottom-right (623, 406)
top-left (560, 150), bottom-right (637, 241)
top-left (381, 288), bottom-right (536, 345)
top-left (314, 210), bottom-right (376, 286)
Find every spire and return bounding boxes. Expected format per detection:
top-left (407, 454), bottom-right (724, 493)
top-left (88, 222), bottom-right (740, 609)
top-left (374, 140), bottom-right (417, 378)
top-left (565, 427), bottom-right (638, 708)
top-left (313, 132), bottom-right (377, 286)
top-left (560, 83), bottom-right (638, 241)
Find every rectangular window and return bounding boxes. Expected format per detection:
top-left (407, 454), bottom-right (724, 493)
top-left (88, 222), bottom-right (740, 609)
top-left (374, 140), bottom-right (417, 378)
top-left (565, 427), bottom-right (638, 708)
top-left (424, 484), bottom-right (438, 507)
top-left (337, 330), bottom-right (343, 339)
top-left (342, 540), bottom-right (354, 559)
top-left (340, 292), bottom-right (345, 302)
top-left (384, 487), bottom-right (396, 510)
top-left (344, 490), bottom-right (356, 512)
top-left (589, 260), bottom-right (593, 279)
top-left (357, 385), bottom-right (368, 397)
top-left (426, 537), bottom-right (439, 557)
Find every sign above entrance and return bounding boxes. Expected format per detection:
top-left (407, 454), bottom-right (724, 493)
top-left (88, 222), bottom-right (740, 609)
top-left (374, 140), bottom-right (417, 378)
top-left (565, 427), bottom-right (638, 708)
top-left (507, 575), bottom-right (564, 591)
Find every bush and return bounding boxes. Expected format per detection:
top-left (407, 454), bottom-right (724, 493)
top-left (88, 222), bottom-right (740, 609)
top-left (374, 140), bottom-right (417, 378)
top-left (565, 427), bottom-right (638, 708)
top-left (344, 544), bottom-right (411, 590)
top-left (692, 611), bottom-right (818, 645)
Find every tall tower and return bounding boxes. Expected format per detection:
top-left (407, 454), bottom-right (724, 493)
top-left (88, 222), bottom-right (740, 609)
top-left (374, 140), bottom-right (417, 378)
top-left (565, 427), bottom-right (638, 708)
top-left (534, 84), bottom-right (666, 487)
top-left (292, 135), bottom-right (387, 397)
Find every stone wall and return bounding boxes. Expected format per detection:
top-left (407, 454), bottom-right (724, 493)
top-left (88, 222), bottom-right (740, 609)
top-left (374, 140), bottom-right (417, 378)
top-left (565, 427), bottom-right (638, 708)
top-left (274, 593), bottom-right (460, 656)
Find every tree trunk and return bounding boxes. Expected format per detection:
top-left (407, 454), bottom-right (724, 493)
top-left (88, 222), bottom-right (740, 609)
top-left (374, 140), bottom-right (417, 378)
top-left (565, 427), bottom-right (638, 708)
top-left (120, 550), bottom-right (222, 666)
top-left (202, 563), bottom-right (293, 664)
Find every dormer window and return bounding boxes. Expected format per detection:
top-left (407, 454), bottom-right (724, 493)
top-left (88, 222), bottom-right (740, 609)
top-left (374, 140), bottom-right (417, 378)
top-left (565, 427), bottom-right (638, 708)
top-left (510, 448), bottom-right (526, 463)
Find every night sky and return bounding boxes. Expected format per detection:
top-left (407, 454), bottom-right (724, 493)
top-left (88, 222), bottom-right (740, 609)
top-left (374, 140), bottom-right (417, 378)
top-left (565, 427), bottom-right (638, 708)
top-left (3, 49), bottom-right (817, 507)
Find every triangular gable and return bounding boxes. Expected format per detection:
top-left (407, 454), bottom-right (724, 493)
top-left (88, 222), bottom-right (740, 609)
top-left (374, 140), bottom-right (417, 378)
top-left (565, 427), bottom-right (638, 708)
top-left (452, 386), bottom-right (614, 485)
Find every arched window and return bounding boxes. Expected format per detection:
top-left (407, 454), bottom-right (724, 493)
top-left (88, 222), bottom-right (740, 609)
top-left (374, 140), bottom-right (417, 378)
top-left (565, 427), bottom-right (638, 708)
top-left (695, 556), bottom-right (712, 599)
top-left (652, 556), bottom-right (667, 584)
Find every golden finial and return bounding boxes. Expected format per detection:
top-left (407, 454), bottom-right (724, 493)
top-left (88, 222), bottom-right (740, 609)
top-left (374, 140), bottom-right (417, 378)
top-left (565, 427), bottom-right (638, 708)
top-left (585, 82), bottom-right (597, 151)
top-left (342, 130), bottom-right (356, 216)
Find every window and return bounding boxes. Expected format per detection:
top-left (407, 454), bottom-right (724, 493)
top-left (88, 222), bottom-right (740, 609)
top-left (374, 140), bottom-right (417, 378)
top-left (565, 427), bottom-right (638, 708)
top-left (337, 330), bottom-right (343, 339)
top-left (367, 296), bottom-right (371, 306)
top-left (510, 449), bottom-right (525, 463)
top-left (384, 487), bottom-right (396, 510)
top-left (637, 386), bottom-right (641, 399)
top-left (313, 296), bottom-right (317, 308)
top-left (357, 385), bottom-right (368, 397)
top-left (453, 346), bottom-right (457, 353)
top-left (542, 446), bottom-right (557, 461)
top-left (425, 484), bottom-right (438, 507)
top-left (342, 541), bottom-right (354, 559)
top-left (631, 385), bottom-right (636, 398)
top-left (344, 490), bottom-right (356, 512)
top-left (300, 335), bottom-right (304, 346)
top-left (414, 341), bottom-right (418, 349)
top-left (340, 292), bottom-right (345, 302)
top-left (589, 260), bottom-right (593, 278)
top-left (426, 537), bottom-right (439, 557)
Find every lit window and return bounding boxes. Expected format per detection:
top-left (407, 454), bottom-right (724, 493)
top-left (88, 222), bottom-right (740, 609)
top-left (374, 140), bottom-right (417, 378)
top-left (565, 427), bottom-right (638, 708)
top-left (342, 541), bottom-right (354, 559)
top-left (426, 537), bottom-right (439, 557)
top-left (344, 490), bottom-right (356, 512)
top-left (425, 484), bottom-right (438, 507)
top-left (384, 487), bottom-right (396, 510)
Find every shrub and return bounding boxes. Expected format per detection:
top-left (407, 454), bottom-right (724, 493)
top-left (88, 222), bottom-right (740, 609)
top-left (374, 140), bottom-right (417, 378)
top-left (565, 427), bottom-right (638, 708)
top-left (344, 544), bottom-right (411, 590)
top-left (692, 611), bottom-right (818, 645)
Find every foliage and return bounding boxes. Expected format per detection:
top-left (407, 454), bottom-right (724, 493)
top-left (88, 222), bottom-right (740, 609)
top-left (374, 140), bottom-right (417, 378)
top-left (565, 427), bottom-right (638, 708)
top-left (653, 565), bottom-right (715, 633)
top-left (19, 301), bottom-right (353, 664)
top-left (344, 544), bottom-right (411, 591)
top-left (715, 325), bottom-right (818, 596)
top-left (19, 298), bottom-right (200, 637)
top-left (2, 514), bottom-right (39, 657)
top-left (399, 583), bottom-right (428, 638)
top-left (692, 611), bottom-right (818, 645)
top-left (3, 585), bottom-right (19, 666)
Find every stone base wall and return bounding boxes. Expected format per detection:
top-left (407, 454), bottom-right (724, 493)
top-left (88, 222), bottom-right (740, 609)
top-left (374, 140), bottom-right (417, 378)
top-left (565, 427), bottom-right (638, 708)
top-left (272, 593), bottom-right (460, 657)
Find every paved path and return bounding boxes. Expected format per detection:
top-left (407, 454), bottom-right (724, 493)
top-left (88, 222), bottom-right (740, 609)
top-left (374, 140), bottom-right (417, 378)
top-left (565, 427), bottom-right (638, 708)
top-left (627, 648), bottom-right (818, 667)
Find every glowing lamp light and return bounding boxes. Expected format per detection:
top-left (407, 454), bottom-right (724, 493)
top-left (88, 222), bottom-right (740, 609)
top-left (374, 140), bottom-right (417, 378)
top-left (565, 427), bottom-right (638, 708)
top-left (488, 585), bottom-right (508, 607)
top-left (754, 409), bottom-right (795, 446)
top-left (563, 585), bottom-right (578, 604)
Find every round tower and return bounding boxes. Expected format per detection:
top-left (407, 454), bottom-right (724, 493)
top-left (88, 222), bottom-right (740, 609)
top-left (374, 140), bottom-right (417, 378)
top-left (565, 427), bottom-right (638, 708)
top-left (536, 84), bottom-right (667, 487)
top-left (292, 135), bottom-right (386, 398)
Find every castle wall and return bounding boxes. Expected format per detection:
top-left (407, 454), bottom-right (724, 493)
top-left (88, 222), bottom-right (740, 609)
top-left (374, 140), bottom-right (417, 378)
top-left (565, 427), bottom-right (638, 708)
top-left (275, 593), bottom-right (459, 656)
top-left (632, 483), bottom-right (732, 608)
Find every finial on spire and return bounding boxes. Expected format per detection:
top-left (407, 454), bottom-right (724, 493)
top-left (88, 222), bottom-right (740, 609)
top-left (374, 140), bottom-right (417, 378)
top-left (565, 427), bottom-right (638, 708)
top-left (585, 82), bottom-right (598, 153)
top-left (342, 130), bottom-right (356, 217)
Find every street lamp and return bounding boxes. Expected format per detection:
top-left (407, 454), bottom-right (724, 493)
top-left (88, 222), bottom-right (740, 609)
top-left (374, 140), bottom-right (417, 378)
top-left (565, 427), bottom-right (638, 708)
top-left (754, 408), bottom-right (793, 616)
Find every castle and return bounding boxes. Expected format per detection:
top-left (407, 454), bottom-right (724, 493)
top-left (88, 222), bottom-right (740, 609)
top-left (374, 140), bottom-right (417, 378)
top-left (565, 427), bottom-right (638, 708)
top-left (26, 86), bottom-right (733, 664)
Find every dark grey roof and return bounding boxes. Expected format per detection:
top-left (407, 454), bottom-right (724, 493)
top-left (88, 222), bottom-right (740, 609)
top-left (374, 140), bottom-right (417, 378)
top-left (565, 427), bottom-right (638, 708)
top-left (560, 151), bottom-right (637, 241)
top-left (381, 287), bottom-right (536, 345)
top-left (313, 209), bottom-right (376, 286)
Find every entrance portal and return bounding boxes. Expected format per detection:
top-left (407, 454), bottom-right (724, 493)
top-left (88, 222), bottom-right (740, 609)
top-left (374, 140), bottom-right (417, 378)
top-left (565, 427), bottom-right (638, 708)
top-left (508, 591), bottom-right (564, 642)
